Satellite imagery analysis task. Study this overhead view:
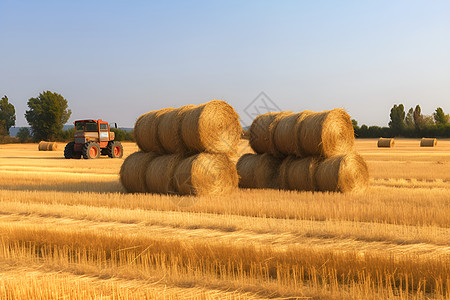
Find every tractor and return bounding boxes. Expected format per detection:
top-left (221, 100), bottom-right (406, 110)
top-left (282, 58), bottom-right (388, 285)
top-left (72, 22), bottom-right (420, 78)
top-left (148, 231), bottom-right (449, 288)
top-left (64, 119), bottom-right (123, 159)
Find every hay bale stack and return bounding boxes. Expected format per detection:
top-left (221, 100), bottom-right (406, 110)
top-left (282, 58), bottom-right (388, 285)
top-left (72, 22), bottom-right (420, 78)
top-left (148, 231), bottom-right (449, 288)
top-left (120, 151), bottom-right (157, 193)
top-left (145, 154), bottom-right (184, 194)
top-left (377, 138), bottom-right (395, 148)
top-left (279, 156), bottom-right (319, 191)
top-left (420, 138), bottom-right (437, 147)
top-left (237, 153), bottom-right (282, 189)
top-left (315, 153), bottom-right (369, 193)
top-left (295, 109), bottom-right (354, 157)
top-left (249, 112), bottom-right (291, 154)
top-left (180, 100), bottom-right (241, 155)
top-left (38, 141), bottom-right (57, 151)
top-left (172, 153), bottom-right (238, 196)
top-left (134, 107), bottom-right (175, 153)
top-left (158, 105), bottom-right (195, 153)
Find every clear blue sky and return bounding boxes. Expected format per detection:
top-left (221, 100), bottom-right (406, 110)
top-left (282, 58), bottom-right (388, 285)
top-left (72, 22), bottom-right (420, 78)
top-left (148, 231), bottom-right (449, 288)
top-left (1, 0), bottom-right (449, 128)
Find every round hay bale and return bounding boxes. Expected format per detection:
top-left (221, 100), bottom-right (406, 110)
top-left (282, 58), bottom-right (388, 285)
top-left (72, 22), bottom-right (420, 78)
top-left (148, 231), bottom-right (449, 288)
top-left (314, 153), bottom-right (369, 193)
top-left (180, 100), bottom-right (241, 155)
top-left (120, 151), bottom-right (157, 193)
top-left (134, 107), bottom-right (175, 153)
top-left (279, 156), bottom-right (319, 191)
top-left (38, 141), bottom-right (57, 151)
top-left (172, 153), bottom-right (238, 196)
top-left (249, 112), bottom-right (290, 154)
top-left (294, 109), bottom-right (354, 158)
top-left (158, 105), bottom-right (195, 153)
top-left (236, 153), bottom-right (282, 189)
top-left (377, 138), bottom-right (395, 148)
top-left (145, 154), bottom-right (184, 194)
top-left (420, 138), bottom-right (437, 147)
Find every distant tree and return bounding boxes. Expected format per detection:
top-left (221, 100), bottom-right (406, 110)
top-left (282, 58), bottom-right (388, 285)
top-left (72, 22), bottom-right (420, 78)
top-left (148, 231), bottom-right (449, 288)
top-left (351, 119), bottom-right (359, 135)
top-left (0, 95), bottom-right (16, 135)
top-left (433, 107), bottom-right (449, 125)
top-left (388, 104), bottom-right (406, 135)
top-left (17, 127), bottom-right (32, 143)
top-left (111, 128), bottom-right (134, 141)
top-left (405, 107), bottom-right (414, 129)
top-left (413, 105), bottom-right (424, 130)
top-left (25, 91), bottom-right (71, 141)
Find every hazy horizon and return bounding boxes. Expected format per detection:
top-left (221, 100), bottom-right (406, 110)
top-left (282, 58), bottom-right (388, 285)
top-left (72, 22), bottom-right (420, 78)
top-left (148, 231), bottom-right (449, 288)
top-left (1, 1), bottom-right (449, 128)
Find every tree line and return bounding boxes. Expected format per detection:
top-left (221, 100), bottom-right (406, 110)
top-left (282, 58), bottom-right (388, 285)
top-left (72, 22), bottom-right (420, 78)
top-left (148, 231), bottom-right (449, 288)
top-left (352, 104), bottom-right (450, 138)
top-left (0, 91), bottom-right (134, 143)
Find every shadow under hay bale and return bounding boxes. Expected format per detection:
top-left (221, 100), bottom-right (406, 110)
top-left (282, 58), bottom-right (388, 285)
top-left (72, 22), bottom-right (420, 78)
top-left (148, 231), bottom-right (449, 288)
top-left (180, 100), bottom-right (241, 155)
top-left (134, 107), bottom-right (175, 154)
top-left (420, 138), bottom-right (437, 147)
top-left (172, 153), bottom-right (238, 196)
top-left (279, 156), bottom-right (319, 191)
top-left (237, 153), bottom-right (282, 189)
top-left (38, 141), bottom-right (58, 151)
top-left (315, 153), bottom-right (369, 193)
top-left (145, 154), bottom-right (184, 194)
top-left (377, 138), bottom-right (395, 148)
top-left (120, 151), bottom-right (157, 193)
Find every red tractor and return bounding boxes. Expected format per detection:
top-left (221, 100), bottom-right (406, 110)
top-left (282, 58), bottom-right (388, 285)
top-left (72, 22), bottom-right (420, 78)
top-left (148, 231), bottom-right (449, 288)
top-left (64, 119), bottom-right (123, 159)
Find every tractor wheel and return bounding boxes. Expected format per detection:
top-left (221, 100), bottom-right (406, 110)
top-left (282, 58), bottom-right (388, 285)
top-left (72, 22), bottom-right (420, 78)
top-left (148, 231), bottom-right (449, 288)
top-left (107, 141), bottom-right (123, 158)
top-left (82, 142), bottom-right (100, 159)
top-left (64, 142), bottom-right (81, 159)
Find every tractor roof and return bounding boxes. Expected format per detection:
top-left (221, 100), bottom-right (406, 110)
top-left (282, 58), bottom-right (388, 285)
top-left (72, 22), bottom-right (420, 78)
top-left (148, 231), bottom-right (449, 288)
top-left (74, 119), bottom-right (106, 124)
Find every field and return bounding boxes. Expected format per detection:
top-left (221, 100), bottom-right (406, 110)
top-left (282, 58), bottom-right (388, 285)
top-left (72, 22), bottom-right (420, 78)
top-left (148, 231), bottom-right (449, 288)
top-left (0, 139), bottom-right (449, 299)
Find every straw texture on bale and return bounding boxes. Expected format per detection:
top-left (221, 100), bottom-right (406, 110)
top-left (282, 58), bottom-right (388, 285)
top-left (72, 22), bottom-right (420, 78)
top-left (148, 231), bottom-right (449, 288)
top-left (172, 153), bottom-right (238, 196)
top-left (249, 112), bottom-right (288, 154)
top-left (145, 154), bottom-right (184, 194)
top-left (38, 141), bottom-right (57, 151)
top-left (279, 156), bottom-right (320, 191)
top-left (236, 153), bottom-right (282, 189)
top-left (295, 109), bottom-right (354, 157)
top-left (134, 107), bottom-right (175, 153)
top-left (420, 138), bottom-right (437, 147)
top-left (158, 105), bottom-right (195, 153)
top-left (377, 138), bottom-right (395, 148)
top-left (315, 153), bottom-right (369, 193)
top-left (120, 151), bottom-right (157, 193)
top-left (180, 100), bottom-right (241, 155)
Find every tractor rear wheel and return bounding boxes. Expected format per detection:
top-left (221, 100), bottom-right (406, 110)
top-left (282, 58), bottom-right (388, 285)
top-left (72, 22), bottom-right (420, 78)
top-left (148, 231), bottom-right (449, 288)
top-left (64, 142), bottom-right (81, 159)
top-left (82, 142), bottom-right (100, 159)
top-left (107, 141), bottom-right (123, 158)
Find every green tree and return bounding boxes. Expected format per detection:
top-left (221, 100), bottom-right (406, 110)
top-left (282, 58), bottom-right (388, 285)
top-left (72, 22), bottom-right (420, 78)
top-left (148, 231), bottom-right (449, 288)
top-left (0, 95), bottom-right (16, 135)
top-left (433, 107), bottom-right (449, 125)
top-left (17, 127), bottom-right (32, 143)
top-left (25, 91), bottom-right (71, 141)
top-left (388, 104), bottom-right (406, 135)
top-left (405, 107), bottom-right (414, 129)
top-left (413, 105), bottom-right (424, 130)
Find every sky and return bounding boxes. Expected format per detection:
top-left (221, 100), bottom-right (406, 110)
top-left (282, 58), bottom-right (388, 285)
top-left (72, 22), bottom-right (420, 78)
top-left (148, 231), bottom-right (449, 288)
top-left (1, 0), bottom-right (449, 128)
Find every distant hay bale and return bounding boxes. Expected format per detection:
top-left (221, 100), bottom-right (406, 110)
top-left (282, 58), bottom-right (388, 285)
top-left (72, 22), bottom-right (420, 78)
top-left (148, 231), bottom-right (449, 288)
top-left (38, 141), bottom-right (57, 151)
top-left (172, 153), bottom-right (238, 196)
top-left (279, 156), bottom-right (319, 191)
top-left (249, 112), bottom-right (291, 154)
top-left (236, 153), bottom-right (282, 189)
top-left (377, 138), bottom-right (395, 148)
top-left (420, 138), bottom-right (437, 147)
top-left (134, 107), bottom-right (175, 153)
top-left (180, 100), bottom-right (241, 155)
top-left (120, 151), bottom-right (157, 193)
top-left (145, 154), bottom-right (184, 194)
top-left (294, 109), bottom-right (354, 157)
top-left (158, 105), bottom-right (195, 153)
top-left (315, 153), bottom-right (369, 193)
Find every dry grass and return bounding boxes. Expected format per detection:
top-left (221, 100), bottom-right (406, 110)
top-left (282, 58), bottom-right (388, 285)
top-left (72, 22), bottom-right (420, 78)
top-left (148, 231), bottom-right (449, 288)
top-left (0, 140), bottom-right (449, 299)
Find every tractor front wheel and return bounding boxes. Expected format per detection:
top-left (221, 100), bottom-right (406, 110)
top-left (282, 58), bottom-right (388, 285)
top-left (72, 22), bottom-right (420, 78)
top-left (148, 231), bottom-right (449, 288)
top-left (64, 142), bottom-right (81, 159)
top-left (107, 141), bottom-right (123, 158)
top-left (82, 142), bottom-right (100, 159)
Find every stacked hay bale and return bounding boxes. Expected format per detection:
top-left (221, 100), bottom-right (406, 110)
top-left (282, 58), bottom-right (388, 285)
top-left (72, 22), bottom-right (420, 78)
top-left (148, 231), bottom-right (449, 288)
top-left (38, 141), bottom-right (57, 151)
top-left (238, 109), bottom-right (369, 193)
top-left (120, 100), bottom-right (241, 196)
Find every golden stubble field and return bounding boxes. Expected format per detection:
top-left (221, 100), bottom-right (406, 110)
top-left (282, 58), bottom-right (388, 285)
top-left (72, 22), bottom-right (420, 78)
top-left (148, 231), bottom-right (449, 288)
top-left (0, 139), bottom-right (449, 299)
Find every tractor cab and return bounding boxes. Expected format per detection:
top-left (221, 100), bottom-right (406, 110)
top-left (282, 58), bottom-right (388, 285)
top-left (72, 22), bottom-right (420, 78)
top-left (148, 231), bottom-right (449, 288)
top-left (64, 119), bottom-right (123, 159)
